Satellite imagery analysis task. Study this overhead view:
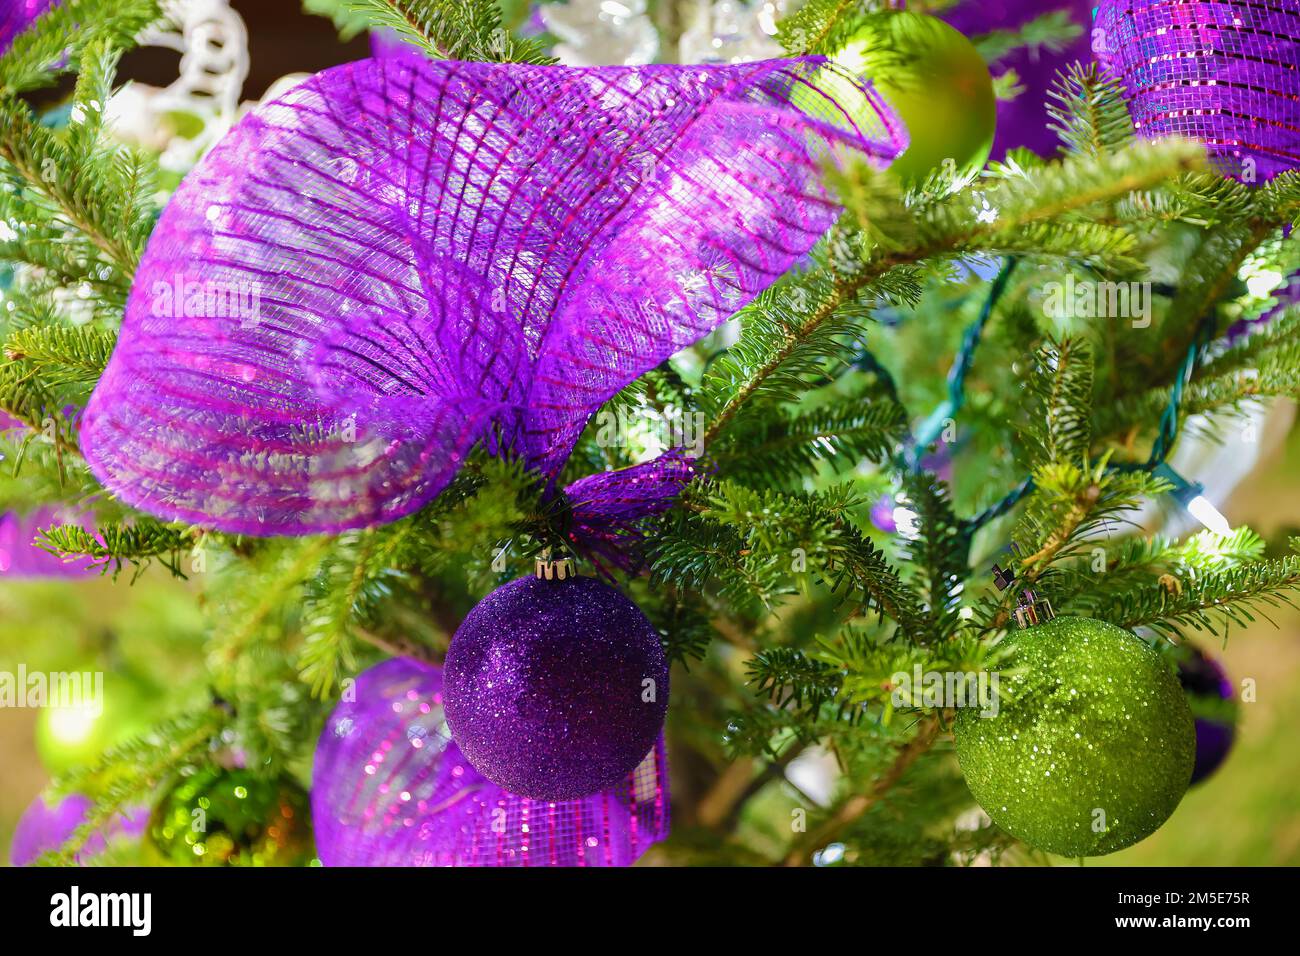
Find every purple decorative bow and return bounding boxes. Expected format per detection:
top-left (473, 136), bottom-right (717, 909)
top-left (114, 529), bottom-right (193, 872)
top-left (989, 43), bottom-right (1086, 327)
top-left (81, 49), bottom-right (905, 537)
top-left (1094, 0), bottom-right (1300, 182)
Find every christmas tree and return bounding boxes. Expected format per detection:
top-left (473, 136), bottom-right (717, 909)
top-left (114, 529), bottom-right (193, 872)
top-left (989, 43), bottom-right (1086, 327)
top-left (1, 0), bottom-right (1298, 869)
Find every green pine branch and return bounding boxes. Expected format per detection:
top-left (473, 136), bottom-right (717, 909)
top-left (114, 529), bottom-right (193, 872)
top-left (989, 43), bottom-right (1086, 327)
top-left (776, 0), bottom-right (890, 56)
top-left (4, 324), bottom-right (116, 384)
top-left (344, 0), bottom-right (556, 63)
top-left (702, 260), bottom-right (922, 445)
top-left (974, 10), bottom-right (1084, 66)
top-left (1050, 528), bottom-right (1268, 613)
top-left (1024, 336), bottom-right (1094, 469)
top-left (0, 40), bottom-right (162, 281)
top-left (42, 707), bottom-right (226, 866)
top-left (711, 401), bottom-right (907, 486)
top-left (656, 479), bottom-right (927, 635)
top-left (298, 526), bottom-right (415, 697)
top-left (1046, 62), bottom-right (1134, 157)
top-left (0, 0), bottom-right (161, 95)
top-left (896, 472), bottom-right (969, 640)
top-left (37, 518), bottom-right (193, 580)
top-left (1010, 461), bottom-right (1169, 588)
top-left (1098, 548), bottom-right (1300, 639)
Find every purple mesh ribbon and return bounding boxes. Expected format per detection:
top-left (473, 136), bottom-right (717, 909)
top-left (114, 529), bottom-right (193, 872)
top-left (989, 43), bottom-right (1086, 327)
top-left (563, 450), bottom-right (700, 572)
top-left (0, 507), bottom-right (96, 577)
top-left (10, 793), bottom-right (146, 866)
top-left (81, 49), bottom-right (905, 535)
top-left (0, 0), bottom-right (55, 53)
top-left (1095, 0), bottom-right (1300, 181)
top-left (312, 657), bottom-right (670, 866)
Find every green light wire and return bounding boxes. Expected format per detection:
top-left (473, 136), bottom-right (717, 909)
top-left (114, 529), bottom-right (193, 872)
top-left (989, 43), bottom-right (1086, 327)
top-left (855, 258), bottom-right (1222, 534)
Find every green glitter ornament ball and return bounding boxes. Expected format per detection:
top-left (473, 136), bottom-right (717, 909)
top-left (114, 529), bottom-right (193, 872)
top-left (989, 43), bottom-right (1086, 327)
top-left (954, 617), bottom-right (1195, 857)
top-left (809, 11), bottom-right (995, 184)
top-left (149, 768), bottom-right (313, 866)
top-left (36, 673), bottom-right (156, 776)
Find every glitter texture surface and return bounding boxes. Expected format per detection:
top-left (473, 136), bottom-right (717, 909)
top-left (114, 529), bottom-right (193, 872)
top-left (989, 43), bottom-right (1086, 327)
top-left (81, 47), bottom-right (905, 536)
top-left (312, 657), bottom-right (669, 866)
top-left (955, 617), bottom-right (1195, 857)
top-left (10, 793), bottom-right (146, 866)
top-left (445, 575), bottom-right (669, 801)
top-left (1094, 0), bottom-right (1300, 181)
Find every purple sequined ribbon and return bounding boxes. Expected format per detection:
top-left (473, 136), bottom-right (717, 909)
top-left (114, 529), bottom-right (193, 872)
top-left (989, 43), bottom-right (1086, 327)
top-left (312, 657), bottom-right (669, 866)
top-left (10, 793), bottom-right (146, 866)
top-left (81, 48), bottom-right (905, 536)
top-left (1095, 0), bottom-right (1300, 181)
top-left (0, 507), bottom-right (96, 577)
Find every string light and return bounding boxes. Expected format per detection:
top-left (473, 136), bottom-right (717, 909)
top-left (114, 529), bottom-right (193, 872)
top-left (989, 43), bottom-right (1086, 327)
top-left (1186, 496), bottom-right (1233, 538)
top-left (860, 254), bottom-right (1241, 544)
top-left (1156, 463), bottom-right (1233, 537)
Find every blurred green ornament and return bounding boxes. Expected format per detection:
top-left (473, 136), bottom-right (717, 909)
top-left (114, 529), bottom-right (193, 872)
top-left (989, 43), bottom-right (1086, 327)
top-left (164, 109), bottom-right (206, 141)
top-left (955, 617), bottom-right (1195, 857)
top-left (827, 11), bottom-right (995, 184)
top-left (149, 768), bottom-right (313, 867)
top-left (35, 673), bottom-right (154, 776)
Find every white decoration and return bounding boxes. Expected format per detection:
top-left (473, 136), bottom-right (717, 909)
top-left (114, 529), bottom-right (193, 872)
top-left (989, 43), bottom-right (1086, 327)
top-left (106, 0), bottom-right (249, 172)
top-left (541, 0), bottom-right (658, 66)
top-left (679, 0), bottom-right (787, 65)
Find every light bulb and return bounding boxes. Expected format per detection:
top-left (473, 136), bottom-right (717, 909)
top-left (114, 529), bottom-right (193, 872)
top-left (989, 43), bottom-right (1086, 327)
top-left (1186, 495), bottom-right (1232, 537)
top-left (45, 705), bottom-right (100, 745)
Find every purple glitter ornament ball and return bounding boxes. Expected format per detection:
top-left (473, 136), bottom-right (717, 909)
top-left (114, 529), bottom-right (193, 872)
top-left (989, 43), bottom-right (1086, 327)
top-left (1094, 0), bottom-right (1300, 181)
top-left (445, 575), bottom-right (669, 801)
top-left (80, 46), bottom-right (904, 536)
top-left (10, 793), bottom-right (146, 866)
top-left (312, 657), bottom-right (669, 866)
top-left (1175, 643), bottom-right (1238, 785)
top-left (943, 1), bottom-right (1096, 160)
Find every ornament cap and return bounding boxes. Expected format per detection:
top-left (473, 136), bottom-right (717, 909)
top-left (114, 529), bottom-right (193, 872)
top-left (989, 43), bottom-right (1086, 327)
top-left (1011, 590), bottom-right (1055, 629)
top-left (534, 547), bottom-right (576, 581)
top-left (992, 550), bottom-right (1055, 629)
